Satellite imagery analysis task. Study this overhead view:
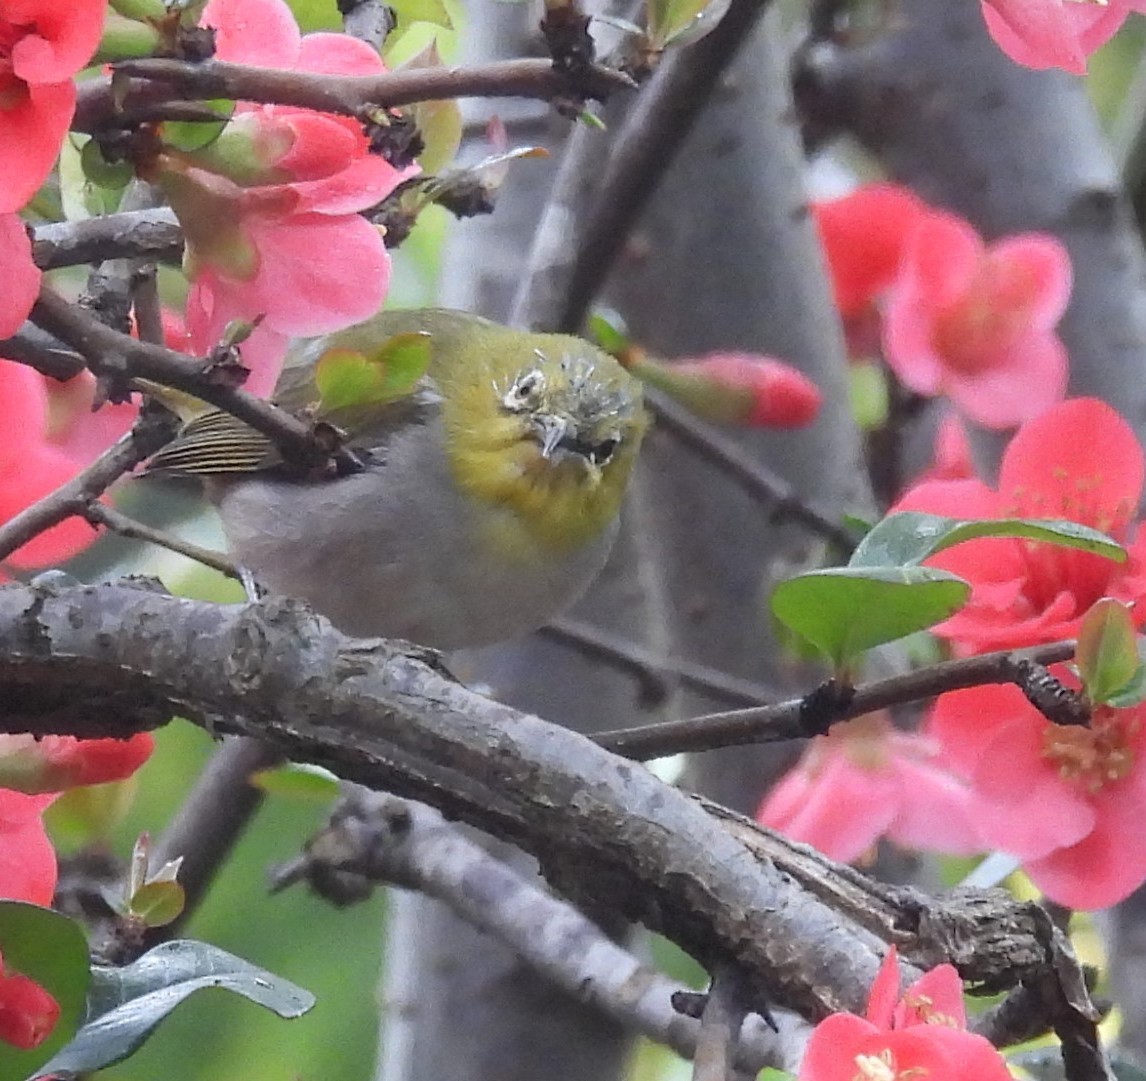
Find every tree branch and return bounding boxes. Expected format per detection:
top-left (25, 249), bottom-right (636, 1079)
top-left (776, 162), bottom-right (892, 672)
top-left (75, 58), bottom-right (635, 135)
top-left (0, 578), bottom-right (1101, 1055)
top-left (592, 640), bottom-right (1077, 759)
top-left (272, 791), bottom-right (804, 1074)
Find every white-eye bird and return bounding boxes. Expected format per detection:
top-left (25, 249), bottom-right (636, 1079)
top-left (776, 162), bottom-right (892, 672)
top-left (145, 308), bottom-right (648, 649)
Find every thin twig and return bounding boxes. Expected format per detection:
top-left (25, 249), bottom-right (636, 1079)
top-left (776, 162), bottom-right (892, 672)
top-left (593, 640), bottom-right (1077, 759)
top-left (0, 413), bottom-right (176, 565)
top-left (649, 390), bottom-right (859, 552)
top-left (75, 58), bottom-right (635, 134)
top-left (29, 284), bottom-right (357, 473)
top-left (541, 617), bottom-right (776, 706)
top-left (693, 968), bottom-right (753, 1081)
top-left (83, 503), bottom-right (240, 580)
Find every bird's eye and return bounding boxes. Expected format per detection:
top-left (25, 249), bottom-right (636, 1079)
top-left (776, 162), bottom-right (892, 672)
top-left (590, 438), bottom-right (619, 466)
top-left (504, 371), bottom-right (544, 411)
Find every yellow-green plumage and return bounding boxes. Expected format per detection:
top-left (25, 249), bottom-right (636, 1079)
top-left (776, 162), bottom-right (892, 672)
top-left (146, 309), bottom-right (647, 649)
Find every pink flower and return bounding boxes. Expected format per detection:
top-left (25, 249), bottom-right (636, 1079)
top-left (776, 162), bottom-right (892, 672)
top-left (0, 0), bottom-right (107, 213)
top-left (798, 946), bottom-right (1012, 1081)
top-left (0, 211), bottom-right (40, 335)
top-left (0, 948), bottom-right (58, 1049)
top-left (159, 0), bottom-right (413, 390)
top-left (982, 0), bottom-right (1146, 75)
top-left (893, 398), bottom-right (1146, 654)
top-left (0, 733), bottom-right (154, 794)
top-left (0, 359), bottom-right (101, 569)
top-left (0, 789), bottom-right (56, 907)
top-left (930, 682), bottom-right (1146, 909)
top-left (813, 184), bottom-right (929, 321)
top-left (757, 713), bottom-right (982, 863)
top-left (883, 209), bottom-right (1071, 429)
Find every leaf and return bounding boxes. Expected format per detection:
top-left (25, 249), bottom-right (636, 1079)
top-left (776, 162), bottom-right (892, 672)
top-left (770, 566), bottom-right (971, 669)
top-left (390, 0), bottom-right (452, 29)
top-left (1076, 598), bottom-right (1142, 705)
top-left (0, 903), bottom-right (89, 1081)
top-left (400, 44), bottom-right (463, 173)
top-left (161, 98), bottom-right (235, 153)
top-left (314, 332), bottom-right (432, 412)
top-left (849, 512), bottom-right (1125, 569)
top-left (251, 762), bottom-right (341, 804)
top-left (127, 880), bottom-right (186, 929)
top-left (647, 0), bottom-right (731, 47)
top-left (32, 940), bottom-right (315, 1079)
top-left (588, 309), bottom-right (631, 356)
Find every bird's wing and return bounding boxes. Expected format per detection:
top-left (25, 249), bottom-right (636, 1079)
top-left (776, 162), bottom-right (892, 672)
top-left (142, 409), bottom-right (283, 476)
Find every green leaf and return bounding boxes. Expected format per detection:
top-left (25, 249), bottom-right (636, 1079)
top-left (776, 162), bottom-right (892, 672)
top-left (161, 98), bottom-right (235, 154)
top-left (849, 512), bottom-right (1125, 569)
top-left (33, 940), bottom-right (315, 1079)
top-left (399, 44), bottom-right (463, 173)
top-left (0, 903), bottom-right (90, 1081)
top-left (587, 308), bottom-right (631, 356)
top-left (647, 0), bottom-right (731, 47)
top-left (251, 762), bottom-right (341, 804)
top-left (1076, 598), bottom-right (1142, 705)
top-left (314, 332), bottom-right (432, 412)
top-left (848, 359), bottom-right (889, 430)
top-left (770, 566), bottom-right (971, 669)
top-left (390, 0), bottom-right (453, 28)
top-left (128, 881), bottom-right (186, 929)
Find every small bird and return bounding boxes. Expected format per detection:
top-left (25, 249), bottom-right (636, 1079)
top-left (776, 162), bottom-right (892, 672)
top-left (145, 308), bottom-right (648, 650)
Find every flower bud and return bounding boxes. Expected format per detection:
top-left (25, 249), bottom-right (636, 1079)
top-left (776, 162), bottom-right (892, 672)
top-left (632, 352), bottom-right (822, 428)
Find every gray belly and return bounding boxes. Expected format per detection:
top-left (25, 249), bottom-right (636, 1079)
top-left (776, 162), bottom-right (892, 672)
top-left (212, 429), bottom-right (616, 650)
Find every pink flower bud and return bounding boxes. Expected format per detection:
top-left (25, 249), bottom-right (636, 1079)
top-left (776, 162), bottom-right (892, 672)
top-left (0, 952), bottom-right (59, 1050)
top-left (634, 352), bottom-right (822, 428)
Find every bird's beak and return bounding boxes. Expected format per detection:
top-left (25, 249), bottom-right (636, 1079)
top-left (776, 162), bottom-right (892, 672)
top-left (535, 414), bottom-right (571, 460)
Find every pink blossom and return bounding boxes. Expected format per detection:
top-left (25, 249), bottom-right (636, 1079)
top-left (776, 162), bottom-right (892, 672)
top-left (893, 398), bottom-right (1146, 654)
top-left (982, 0), bottom-right (1146, 75)
top-left (930, 682), bottom-right (1146, 909)
top-left (0, 0), bottom-right (107, 212)
top-left (0, 211), bottom-right (40, 335)
top-left (0, 789), bottom-right (55, 906)
top-left (812, 184), bottom-right (929, 321)
top-left (160, 0), bottom-right (412, 386)
top-left (0, 733), bottom-right (155, 794)
top-left (757, 713), bottom-right (982, 863)
top-left (0, 360), bottom-right (100, 569)
top-left (798, 946), bottom-right (1012, 1081)
top-left (883, 209), bottom-right (1070, 429)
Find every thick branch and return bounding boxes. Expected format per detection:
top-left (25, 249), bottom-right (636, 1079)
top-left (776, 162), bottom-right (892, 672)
top-left (32, 209), bottom-right (182, 271)
top-left (0, 578), bottom-right (1098, 1040)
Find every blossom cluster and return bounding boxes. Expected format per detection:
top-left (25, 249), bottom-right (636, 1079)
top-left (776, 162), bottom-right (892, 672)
top-left (813, 183), bottom-right (1071, 429)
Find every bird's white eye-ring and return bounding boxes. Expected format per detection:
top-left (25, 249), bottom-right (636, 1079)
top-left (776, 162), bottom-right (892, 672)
top-left (503, 369), bottom-right (545, 411)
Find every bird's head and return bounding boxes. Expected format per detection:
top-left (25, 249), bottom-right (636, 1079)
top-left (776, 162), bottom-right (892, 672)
top-left (440, 332), bottom-right (648, 553)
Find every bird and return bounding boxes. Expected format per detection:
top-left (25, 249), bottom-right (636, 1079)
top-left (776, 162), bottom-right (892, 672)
top-left (144, 308), bottom-right (648, 650)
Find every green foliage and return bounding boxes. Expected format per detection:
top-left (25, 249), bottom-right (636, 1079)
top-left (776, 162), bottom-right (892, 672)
top-left (251, 763), bottom-right (342, 804)
top-left (161, 100), bottom-right (235, 154)
top-left (645, 0), bottom-right (731, 47)
top-left (0, 903), bottom-right (90, 1081)
top-left (1076, 598), bottom-right (1144, 705)
top-left (34, 941), bottom-right (314, 1078)
top-left (772, 565), bottom-right (970, 671)
top-left (314, 332), bottom-right (433, 411)
top-left (771, 512), bottom-right (1125, 670)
